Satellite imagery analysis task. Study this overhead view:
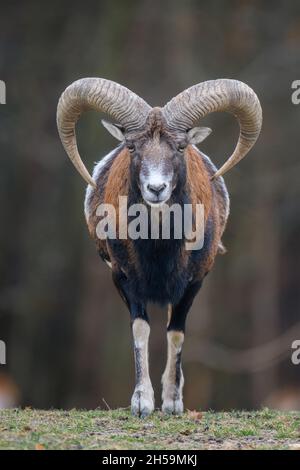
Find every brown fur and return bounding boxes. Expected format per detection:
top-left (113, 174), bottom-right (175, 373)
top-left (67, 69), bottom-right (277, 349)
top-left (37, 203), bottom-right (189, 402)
top-left (185, 145), bottom-right (212, 223)
top-left (86, 147), bottom-right (140, 270)
top-left (86, 148), bottom-right (130, 232)
top-left (184, 145), bottom-right (225, 277)
top-left (104, 148), bottom-right (130, 210)
top-left (103, 148), bottom-right (140, 270)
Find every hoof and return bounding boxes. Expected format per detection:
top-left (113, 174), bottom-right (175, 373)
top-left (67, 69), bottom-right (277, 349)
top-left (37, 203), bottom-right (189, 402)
top-left (162, 398), bottom-right (184, 415)
top-left (131, 388), bottom-right (154, 418)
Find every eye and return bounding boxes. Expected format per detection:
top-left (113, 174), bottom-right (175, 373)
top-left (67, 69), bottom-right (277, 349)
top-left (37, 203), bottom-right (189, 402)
top-left (127, 142), bottom-right (135, 153)
top-left (177, 143), bottom-right (186, 153)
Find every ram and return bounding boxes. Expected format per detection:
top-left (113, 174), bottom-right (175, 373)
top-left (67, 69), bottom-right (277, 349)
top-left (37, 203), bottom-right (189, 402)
top-left (57, 78), bottom-right (262, 417)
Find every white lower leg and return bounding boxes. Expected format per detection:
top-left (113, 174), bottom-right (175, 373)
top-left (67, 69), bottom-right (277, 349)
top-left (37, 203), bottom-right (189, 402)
top-left (131, 318), bottom-right (154, 417)
top-left (162, 330), bottom-right (184, 414)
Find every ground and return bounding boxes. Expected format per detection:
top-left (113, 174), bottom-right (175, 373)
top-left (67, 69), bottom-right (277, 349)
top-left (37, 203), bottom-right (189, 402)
top-left (0, 408), bottom-right (300, 450)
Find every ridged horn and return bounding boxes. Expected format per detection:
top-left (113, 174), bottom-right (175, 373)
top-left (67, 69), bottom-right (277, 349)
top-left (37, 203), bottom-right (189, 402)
top-left (57, 78), bottom-right (151, 187)
top-left (163, 79), bottom-right (262, 179)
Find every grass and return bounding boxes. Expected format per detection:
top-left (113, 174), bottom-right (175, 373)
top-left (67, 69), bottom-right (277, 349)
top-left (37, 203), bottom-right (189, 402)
top-left (0, 408), bottom-right (300, 450)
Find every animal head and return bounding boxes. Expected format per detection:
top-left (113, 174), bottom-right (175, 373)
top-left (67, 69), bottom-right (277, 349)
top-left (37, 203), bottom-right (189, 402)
top-left (102, 107), bottom-right (211, 205)
top-left (57, 78), bottom-right (262, 205)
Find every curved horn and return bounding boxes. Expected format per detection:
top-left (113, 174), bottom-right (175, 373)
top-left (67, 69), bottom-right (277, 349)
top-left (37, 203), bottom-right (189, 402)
top-left (57, 78), bottom-right (151, 187)
top-left (163, 79), bottom-right (262, 179)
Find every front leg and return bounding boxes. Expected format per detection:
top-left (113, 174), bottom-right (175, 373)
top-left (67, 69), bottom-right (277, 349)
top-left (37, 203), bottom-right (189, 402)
top-left (162, 281), bottom-right (202, 414)
top-left (112, 270), bottom-right (154, 417)
top-left (162, 324), bottom-right (185, 414)
top-left (131, 315), bottom-right (154, 418)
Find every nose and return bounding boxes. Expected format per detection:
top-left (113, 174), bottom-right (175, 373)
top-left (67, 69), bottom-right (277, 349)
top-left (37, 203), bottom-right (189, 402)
top-left (147, 182), bottom-right (167, 197)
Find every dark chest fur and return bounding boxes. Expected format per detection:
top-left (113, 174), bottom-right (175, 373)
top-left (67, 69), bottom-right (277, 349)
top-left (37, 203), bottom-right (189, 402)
top-left (108, 213), bottom-right (214, 306)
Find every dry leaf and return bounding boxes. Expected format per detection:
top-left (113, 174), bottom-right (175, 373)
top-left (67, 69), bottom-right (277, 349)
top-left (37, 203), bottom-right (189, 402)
top-left (187, 409), bottom-right (203, 421)
top-left (35, 443), bottom-right (45, 450)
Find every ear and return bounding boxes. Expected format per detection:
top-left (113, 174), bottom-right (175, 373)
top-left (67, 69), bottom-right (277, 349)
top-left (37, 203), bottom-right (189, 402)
top-left (101, 119), bottom-right (125, 141)
top-left (187, 127), bottom-right (212, 145)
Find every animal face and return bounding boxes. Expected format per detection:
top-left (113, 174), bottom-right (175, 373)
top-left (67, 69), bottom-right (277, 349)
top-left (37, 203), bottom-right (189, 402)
top-left (129, 131), bottom-right (183, 205)
top-left (102, 108), bottom-right (212, 206)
